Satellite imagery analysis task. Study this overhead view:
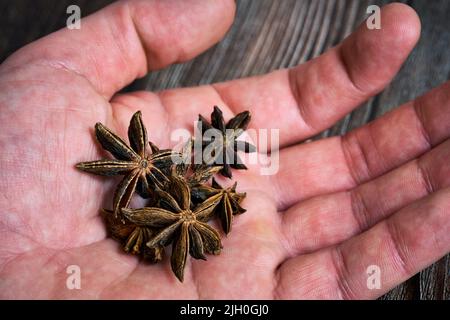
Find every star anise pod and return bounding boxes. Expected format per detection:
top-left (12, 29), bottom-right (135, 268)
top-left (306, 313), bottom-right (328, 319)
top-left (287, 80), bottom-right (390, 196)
top-left (101, 209), bottom-right (164, 263)
top-left (76, 111), bottom-right (174, 216)
top-left (175, 164), bottom-right (222, 208)
top-left (191, 178), bottom-right (246, 234)
top-left (174, 143), bottom-right (221, 184)
top-left (173, 139), bottom-right (222, 202)
top-left (197, 106), bottom-right (256, 178)
top-left (122, 175), bottom-right (222, 282)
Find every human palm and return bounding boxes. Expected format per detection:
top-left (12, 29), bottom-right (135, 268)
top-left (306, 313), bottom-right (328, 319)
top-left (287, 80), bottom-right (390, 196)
top-left (1, 1), bottom-right (449, 299)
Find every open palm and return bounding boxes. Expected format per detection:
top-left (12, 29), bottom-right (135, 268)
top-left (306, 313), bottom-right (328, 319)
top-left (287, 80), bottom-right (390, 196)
top-left (0, 1), bottom-right (449, 299)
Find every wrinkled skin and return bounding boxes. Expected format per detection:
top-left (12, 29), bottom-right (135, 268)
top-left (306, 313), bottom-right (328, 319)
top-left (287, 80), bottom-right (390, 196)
top-left (0, 1), bottom-right (449, 299)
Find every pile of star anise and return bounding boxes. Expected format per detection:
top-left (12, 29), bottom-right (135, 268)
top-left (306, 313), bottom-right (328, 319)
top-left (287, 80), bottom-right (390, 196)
top-left (76, 106), bottom-right (255, 281)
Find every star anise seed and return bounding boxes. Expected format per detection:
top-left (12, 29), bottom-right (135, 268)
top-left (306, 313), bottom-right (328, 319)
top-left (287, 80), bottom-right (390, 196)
top-left (191, 178), bottom-right (246, 234)
top-left (101, 209), bottom-right (164, 263)
top-left (197, 106), bottom-right (256, 178)
top-left (76, 111), bottom-right (175, 217)
top-left (122, 175), bottom-right (222, 282)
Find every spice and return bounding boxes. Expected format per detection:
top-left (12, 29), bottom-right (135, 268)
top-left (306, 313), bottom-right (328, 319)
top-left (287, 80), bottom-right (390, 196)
top-left (76, 111), bottom-right (174, 216)
top-left (196, 106), bottom-right (256, 178)
top-left (191, 178), bottom-right (246, 234)
top-left (123, 175), bottom-right (222, 281)
top-left (102, 209), bottom-right (164, 262)
top-left (76, 108), bottom-right (252, 281)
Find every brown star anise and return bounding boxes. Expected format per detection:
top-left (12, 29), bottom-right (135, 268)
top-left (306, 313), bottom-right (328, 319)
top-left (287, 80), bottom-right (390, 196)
top-left (174, 139), bottom-right (223, 189)
top-left (76, 111), bottom-right (174, 216)
top-left (122, 175), bottom-right (222, 282)
top-left (75, 107), bottom-right (252, 282)
top-left (102, 209), bottom-right (164, 262)
top-left (191, 178), bottom-right (246, 234)
top-left (197, 106), bottom-right (256, 178)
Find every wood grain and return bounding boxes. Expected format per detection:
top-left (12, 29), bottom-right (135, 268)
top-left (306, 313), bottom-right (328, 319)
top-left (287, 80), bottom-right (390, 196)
top-left (0, 0), bottom-right (448, 300)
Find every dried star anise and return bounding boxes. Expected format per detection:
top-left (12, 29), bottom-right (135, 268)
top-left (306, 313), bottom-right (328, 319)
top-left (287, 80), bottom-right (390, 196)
top-left (191, 178), bottom-right (246, 234)
top-left (197, 106), bottom-right (256, 178)
top-left (76, 107), bottom-right (251, 282)
top-left (102, 209), bottom-right (164, 262)
top-left (172, 139), bottom-right (223, 205)
top-left (174, 140), bottom-right (222, 187)
top-left (122, 175), bottom-right (222, 282)
top-left (76, 111), bottom-right (174, 216)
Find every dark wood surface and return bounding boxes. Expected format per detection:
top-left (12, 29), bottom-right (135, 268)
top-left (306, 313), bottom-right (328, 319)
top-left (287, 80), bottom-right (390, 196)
top-left (0, 0), bottom-right (449, 300)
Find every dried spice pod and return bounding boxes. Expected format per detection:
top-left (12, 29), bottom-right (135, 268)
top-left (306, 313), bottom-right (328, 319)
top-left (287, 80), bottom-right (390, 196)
top-left (77, 107), bottom-right (251, 282)
top-left (191, 178), bottom-right (246, 234)
top-left (172, 138), bottom-right (222, 205)
top-left (196, 106), bottom-right (256, 178)
top-left (189, 165), bottom-right (223, 186)
top-left (122, 175), bottom-right (222, 282)
top-left (172, 138), bottom-right (221, 186)
top-left (101, 209), bottom-right (164, 263)
top-left (76, 111), bottom-right (175, 216)
top-left (174, 138), bottom-right (193, 178)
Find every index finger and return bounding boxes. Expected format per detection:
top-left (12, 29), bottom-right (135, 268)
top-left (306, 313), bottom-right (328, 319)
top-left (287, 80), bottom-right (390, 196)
top-left (213, 3), bottom-right (421, 147)
top-left (0, 0), bottom-right (236, 98)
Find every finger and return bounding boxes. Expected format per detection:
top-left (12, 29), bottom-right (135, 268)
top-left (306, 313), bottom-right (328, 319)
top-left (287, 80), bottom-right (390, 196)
top-left (271, 137), bottom-right (355, 210)
top-left (212, 3), bottom-right (420, 147)
top-left (276, 187), bottom-right (450, 299)
top-left (281, 138), bottom-right (450, 256)
top-left (272, 81), bottom-right (450, 209)
top-left (0, 0), bottom-right (235, 98)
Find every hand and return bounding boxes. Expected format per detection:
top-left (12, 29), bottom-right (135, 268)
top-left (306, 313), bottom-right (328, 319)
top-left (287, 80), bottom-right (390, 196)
top-left (0, 0), bottom-right (448, 299)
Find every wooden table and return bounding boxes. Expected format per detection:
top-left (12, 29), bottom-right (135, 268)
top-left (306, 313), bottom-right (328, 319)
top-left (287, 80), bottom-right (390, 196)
top-left (1, 0), bottom-right (448, 299)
